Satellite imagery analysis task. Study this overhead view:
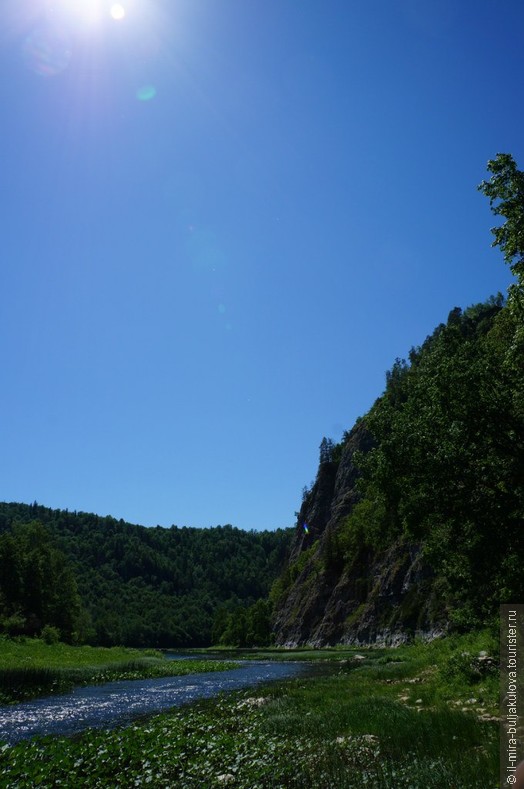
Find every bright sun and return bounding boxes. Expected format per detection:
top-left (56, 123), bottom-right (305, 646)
top-left (110, 4), bottom-right (126, 20)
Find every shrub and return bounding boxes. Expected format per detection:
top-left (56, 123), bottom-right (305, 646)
top-left (41, 625), bottom-right (61, 645)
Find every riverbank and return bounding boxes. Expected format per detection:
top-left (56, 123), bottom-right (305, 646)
top-left (0, 630), bottom-right (500, 787)
top-left (0, 638), bottom-right (238, 703)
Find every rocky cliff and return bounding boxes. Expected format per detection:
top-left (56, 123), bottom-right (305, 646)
top-left (273, 298), bottom-right (524, 644)
top-left (272, 421), bottom-right (447, 646)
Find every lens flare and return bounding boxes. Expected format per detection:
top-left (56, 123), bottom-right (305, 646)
top-left (136, 85), bottom-right (156, 101)
top-left (23, 27), bottom-right (72, 77)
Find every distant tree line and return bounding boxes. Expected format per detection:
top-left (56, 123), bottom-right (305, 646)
top-left (212, 599), bottom-right (272, 647)
top-left (0, 503), bottom-right (291, 647)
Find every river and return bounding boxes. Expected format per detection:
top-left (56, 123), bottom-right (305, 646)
top-left (0, 658), bottom-right (306, 745)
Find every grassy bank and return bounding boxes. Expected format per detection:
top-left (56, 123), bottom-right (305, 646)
top-left (0, 638), bottom-right (238, 703)
top-left (0, 631), bottom-right (500, 787)
top-left (177, 646), bottom-right (364, 661)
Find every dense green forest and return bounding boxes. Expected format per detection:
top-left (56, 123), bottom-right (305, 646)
top-left (0, 503), bottom-right (291, 647)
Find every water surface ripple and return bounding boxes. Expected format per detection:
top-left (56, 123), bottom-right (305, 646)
top-left (0, 660), bottom-right (305, 745)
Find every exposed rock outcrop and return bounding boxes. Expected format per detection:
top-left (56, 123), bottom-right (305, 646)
top-left (272, 421), bottom-right (447, 646)
top-left (289, 421), bottom-right (373, 563)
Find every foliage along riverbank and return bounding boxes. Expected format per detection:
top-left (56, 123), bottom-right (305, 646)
top-left (0, 638), bottom-right (238, 704)
top-left (0, 631), bottom-right (499, 787)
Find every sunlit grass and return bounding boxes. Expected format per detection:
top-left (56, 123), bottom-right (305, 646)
top-left (0, 637), bottom-right (159, 669)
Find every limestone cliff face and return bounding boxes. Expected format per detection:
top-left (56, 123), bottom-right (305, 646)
top-left (272, 422), bottom-right (447, 646)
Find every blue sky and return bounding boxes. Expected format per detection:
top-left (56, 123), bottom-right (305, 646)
top-left (1, 0), bottom-right (523, 531)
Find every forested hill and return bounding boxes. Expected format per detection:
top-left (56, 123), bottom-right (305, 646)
top-left (0, 503), bottom-right (291, 647)
top-left (272, 295), bottom-right (524, 645)
top-left (271, 153), bottom-right (524, 646)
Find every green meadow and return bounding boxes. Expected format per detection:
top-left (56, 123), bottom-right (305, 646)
top-left (0, 631), bottom-right (500, 787)
top-left (0, 638), bottom-right (237, 704)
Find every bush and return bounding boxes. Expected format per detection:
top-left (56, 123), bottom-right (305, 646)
top-left (0, 613), bottom-right (26, 637)
top-left (41, 625), bottom-right (61, 645)
top-left (440, 651), bottom-right (482, 684)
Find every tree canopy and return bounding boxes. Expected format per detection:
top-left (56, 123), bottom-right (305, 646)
top-left (0, 521), bottom-right (81, 641)
top-left (479, 152), bottom-right (524, 292)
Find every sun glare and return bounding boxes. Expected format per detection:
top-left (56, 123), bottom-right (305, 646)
top-left (51, 1), bottom-right (127, 26)
top-left (51, 0), bottom-right (103, 26)
top-left (110, 4), bottom-right (126, 20)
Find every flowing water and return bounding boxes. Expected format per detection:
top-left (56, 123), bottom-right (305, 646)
top-left (0, 659), bottom-right (306, 745)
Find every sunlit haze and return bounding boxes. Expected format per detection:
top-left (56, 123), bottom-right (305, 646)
top-left (1, 0), bottom-right (523, 530)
